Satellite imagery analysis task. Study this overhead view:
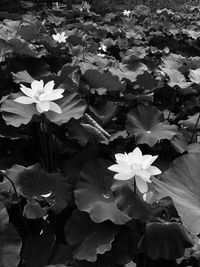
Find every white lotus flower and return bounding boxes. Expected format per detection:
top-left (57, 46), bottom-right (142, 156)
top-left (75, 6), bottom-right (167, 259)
top-left (123, 10), bottom-right (131, 17)
top-left (14, 80), bottom-right (64, 114)
top-left (108, 147), bottom-right (162, 194)
top-left (52, 32), bottom-right (67, 43)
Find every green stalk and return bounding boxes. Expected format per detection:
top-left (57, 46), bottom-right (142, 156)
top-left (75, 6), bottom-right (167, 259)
top-left (190, 113), bottom-right (200, 143)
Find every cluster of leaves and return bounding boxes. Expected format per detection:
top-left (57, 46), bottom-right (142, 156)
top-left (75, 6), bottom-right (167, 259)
top-left (1, 2), bottom-right (200, 267)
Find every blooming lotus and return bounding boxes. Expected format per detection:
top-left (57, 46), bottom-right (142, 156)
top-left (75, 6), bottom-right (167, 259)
top-left (123, 10), bottom-right (131, 17)
top-left (52, 32), bottom-right (67, 43)
top-left (14, 80), bottom-right (64, 114)
top-left (108, 147), bottom-right (161, 194)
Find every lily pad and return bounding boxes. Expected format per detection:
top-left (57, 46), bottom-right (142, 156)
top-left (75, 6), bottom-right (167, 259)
top-left (153, 153), bottom-right (200, 234)
top-left (126, 105), bottom-right (178, 147)
top-left (65, 209), bottom-right (119, 262)
top-left (74, 158), bottom-right (130, 224)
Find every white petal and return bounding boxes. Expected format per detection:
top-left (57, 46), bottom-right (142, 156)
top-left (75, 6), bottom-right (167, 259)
top-left (31, 80), bottom-right (44, 95)
top-left (43, 81), bottom-right (55, 94)
top-left (49, 102), bottom-right (62, 113)
top-left (115, 153), bottom-right (127, 162)
top-left (37, 101), bottom-right (50, 112)
top-left (114, 172), bottom-right (134, 180)
top-left (20, 84), bottom-right (33, 98)
top-left (39, 90), bottom-right (64, 102)
top-left (147, 166), bottom-right (162, 176)
top-left (127, 147), bottom-right (143, 165)
top-left (36, 103), bottom-right (44, 113)
top-left (142, 155), bottom-right (158, 169)
top-left (14, 96), bottom-right (34, 104)
top-left (134, 169), bottom-right (151, 181)
top-left (108, 161), bottom-right (130, 173)
top-left (135, 175), bottom-right (148, 194)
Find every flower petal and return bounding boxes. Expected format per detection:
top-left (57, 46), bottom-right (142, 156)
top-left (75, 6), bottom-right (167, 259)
top-left (43, 81), bottom-right (55, 94)
top-left (20, 84), bottom-right (33, 98)
top-left (135, 175), bottom-right (148, 194)
top-left (36, 103), bottom-right (44, 113)
top-left (39, 90), bottom-right (64, 101)
top-left (49, 102), bottom-right (62, 113)
top-left (37, 101), bottom-right (50, 112)
top-left (142, 155), bottom-right (158, 169)
top-left (114, 172), bottom-right (134, 180)
top-left (127, 147), bottom-right (143, 165)
top-left (108, 161), bottom-right (130, 173)
top-left (147, 166), bottom-right (162, 176)
top-left (31, 80), bottom-right (44, 95)
top-left (14, 96), bottom-right (34, 104)
top-left (134, 169), bottom-right (151, 181)
top-left (115, 153), bottom-right (127, 162)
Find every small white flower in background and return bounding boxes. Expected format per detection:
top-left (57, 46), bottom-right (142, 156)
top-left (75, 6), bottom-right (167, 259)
top-left (80, 1), bottom-right (91, 12)
top-left (52, 32), bottom-right (67, 43)
top-left (15, 80), bottom-right (64, 114)
top-left (108, 147), bottom-right (162, 194)
top-left (123, 10), bottom-right (131, 17)
top-left (99, 44), bottom-right (107, 52)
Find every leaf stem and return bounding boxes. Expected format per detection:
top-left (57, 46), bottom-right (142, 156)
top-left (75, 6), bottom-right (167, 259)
top-left (190, 113), bottom-right (200, 143)
top-left (143, 221), bottom-right (148, 267)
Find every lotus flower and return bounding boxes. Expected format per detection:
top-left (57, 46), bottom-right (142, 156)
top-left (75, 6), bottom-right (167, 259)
top-left (80, 1), bottom-right (91, 12)
top-left (123, 10), bottom-right (131, 17)
top-left (108, 147), bottom-right (161, 193)
top-left (52, 32), bottom-right (67, 43)
top-left (14, 80), bottom-right (64, 114)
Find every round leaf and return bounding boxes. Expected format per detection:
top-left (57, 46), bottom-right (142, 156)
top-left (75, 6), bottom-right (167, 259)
top-left (153, 153), bottom-right (200, 234)
top-left (126, 105), bottom-right (178, 147)
top-left (83, 69), bottom-right (125, 92)
top-left (65, 209), bottom-right (119, 262)
top-left (74, 158), bottom-right (130, 224)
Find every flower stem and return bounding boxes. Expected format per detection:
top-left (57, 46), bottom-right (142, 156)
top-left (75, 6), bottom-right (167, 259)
top-left (190, 113), bottom-right (200, 143)
top-left (2, 171), bottom-right (32, 234)
top-left (143, 221), bottom-right (148, 267)
top-left (133, 177), bottom-right (137, 194)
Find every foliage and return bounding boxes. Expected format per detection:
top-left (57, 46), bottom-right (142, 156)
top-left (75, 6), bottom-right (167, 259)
top-left (1, 1), bottom-right (200, 267)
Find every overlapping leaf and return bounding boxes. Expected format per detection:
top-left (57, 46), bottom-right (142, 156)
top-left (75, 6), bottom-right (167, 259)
top-left (65, 209), bottom-right (119, 262)
top-left (126, 105), bottom-right (178, 147)
top-left (83, 69), bottom-right (126, 92)
top-left (1, 91), bottom-right (86, 127)
top-left (153, 153), bottom-right (200, 234)
top-left (74, 158), bottom-right (130, 224)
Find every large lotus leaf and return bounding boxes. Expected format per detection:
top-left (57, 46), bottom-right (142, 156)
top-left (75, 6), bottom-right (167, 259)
top-left (111, 181), bottom-right (158, 221)
top-left (161, 68), bottom-right (192, 89)
top-left (65, 209), bottom-right (119, 262)
top-left (1, 93), bottom-right (39, 127)
top-left (83, 69), bottom-right (125, 92)
top-left (74, 158), bottom-right (130, 224)
top-left (12, 70), bottom-right (35, 84)
top-left (18, 164), bottom-right (71, 213)
top-left (0, 223), bottom-right (22, 267)
top-left (1, 91), bottom-right (86, 127)
top-left (9, 38), bottom-right (37, 57)
top-left (153, 153), bottom-right (200, 234)
top-left (180, 113), bottom-right (200, 131)
top-left (0, 164), bottom-right (71, 213)
top-left (46, 92), bottom-right (86, 126)
top-left (17, 19), bottom-right (46, 41)
top-left (126, 105), bottom-right (178, 147)
top-left (109, 63), bottom-right (148, 83)
top-left (0, 38), bottom-right (13, 62)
